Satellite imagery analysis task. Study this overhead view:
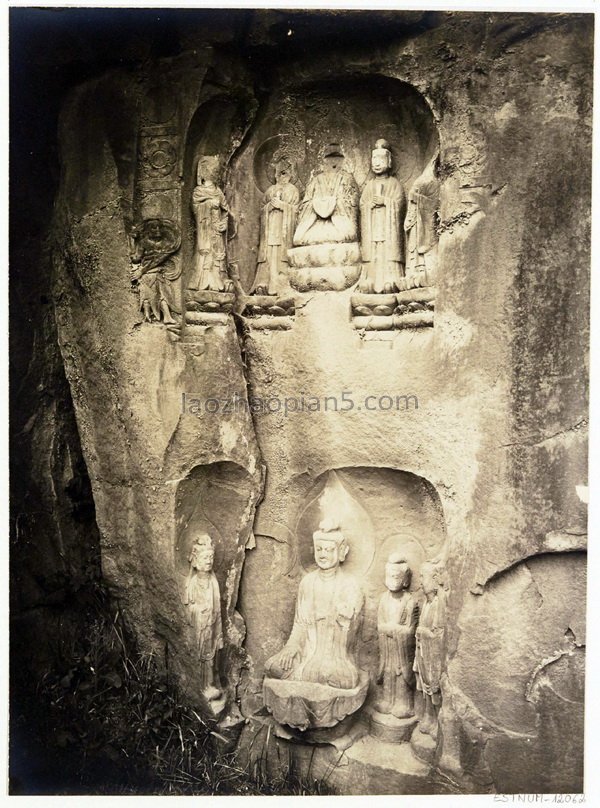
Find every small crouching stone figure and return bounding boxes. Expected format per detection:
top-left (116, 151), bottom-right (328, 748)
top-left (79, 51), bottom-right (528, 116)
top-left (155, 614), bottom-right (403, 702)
top-left (184, 533), bottom-right (223, 704)
top-left (376, 554), bottom-right (419, 718)
top-left (414, 560), bottom-right (445, 738)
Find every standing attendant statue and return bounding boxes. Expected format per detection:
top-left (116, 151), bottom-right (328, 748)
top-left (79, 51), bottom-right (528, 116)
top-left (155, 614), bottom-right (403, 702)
top-left (358, 139), bottom-right (406, 293)
top-left (252, 156), bottom-right (300, 296)
top-left (375, 554), bottom-right (419, 718)
top-left (414, 561), bottom-right (445, 737)
top-left (184, 533), bottom-right (223, 703)
top-left (188, 156), bottom-right (232, 293)
top-left (404, 154), bottom-right (440, 287)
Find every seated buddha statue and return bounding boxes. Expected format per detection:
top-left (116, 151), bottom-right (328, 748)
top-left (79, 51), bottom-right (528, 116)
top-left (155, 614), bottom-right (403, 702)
top-left (263, 522), bottom-right (369, 731)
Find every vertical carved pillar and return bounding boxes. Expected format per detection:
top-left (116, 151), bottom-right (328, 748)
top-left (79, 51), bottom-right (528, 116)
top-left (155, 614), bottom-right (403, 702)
top-left (130, 78), bottom-right (183, 330)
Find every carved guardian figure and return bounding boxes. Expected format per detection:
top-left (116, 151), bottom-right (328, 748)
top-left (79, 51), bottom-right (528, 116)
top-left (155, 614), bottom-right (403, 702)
top-left (130, 218), bottom-right (181, 324)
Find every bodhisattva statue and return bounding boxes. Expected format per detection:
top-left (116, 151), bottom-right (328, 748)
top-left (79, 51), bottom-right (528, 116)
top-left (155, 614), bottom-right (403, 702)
top-left (414, 561), bottom-right (445, 737)
top-left (263, 523), bottom-right (368, 731)
top-left (358, 139), bottom-right (406, 293)
top-left (292, 143), bottom-right (359, 247)
top-left (252, 156), bottom-right (300, 296)
top-left (130, 218), bottom-right (182, 324)
top-left (184, 533), bottom-right (223, 703)
top-left (404, 154), bottom-right (440, 286)
top-left (375, 554), bottom-right (419, 718)
top-left (188, 156), bottom-right (232, 293)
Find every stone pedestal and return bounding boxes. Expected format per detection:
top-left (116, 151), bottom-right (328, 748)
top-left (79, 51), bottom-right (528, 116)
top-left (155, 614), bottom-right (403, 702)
top-left (184, 289), bottom-right (235, 327)
top-left (351, 287), bottom-right (436, 330)
top-left (242, 294), bottom-right (295, 329)
top-left (288, 242), bottom-right (361, 291)
top-left (411, 725), bottom-right (438, 764)
top-left (369, 708), bottom-right (418, 743)
top-left (263, 670), bottom-right (370, 731)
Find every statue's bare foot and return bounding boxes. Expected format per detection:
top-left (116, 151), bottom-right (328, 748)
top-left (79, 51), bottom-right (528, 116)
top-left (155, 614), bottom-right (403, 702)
top-left (383, 282), bottom-right (395, 294)
top-left (204, 685), bottom-right (222, 701)
top-left (391, 703), bottom-right (413, 719)
top-left (253, 286), bottom-right (268, 296)
top-left (375, 700), bottom-right (392, 714)
top-left (160, 305), bottom-right (176, 324)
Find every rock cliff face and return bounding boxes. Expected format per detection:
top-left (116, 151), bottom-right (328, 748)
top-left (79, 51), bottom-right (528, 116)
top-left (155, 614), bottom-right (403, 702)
top-left (11, 9), bottom-right (590, 794)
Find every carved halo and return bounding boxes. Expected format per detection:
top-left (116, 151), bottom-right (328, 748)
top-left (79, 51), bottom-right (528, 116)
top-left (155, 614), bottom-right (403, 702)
top-left (253, 135), bottom-right (305, 193)
top-left (295, 470), bottom-right (376, 576)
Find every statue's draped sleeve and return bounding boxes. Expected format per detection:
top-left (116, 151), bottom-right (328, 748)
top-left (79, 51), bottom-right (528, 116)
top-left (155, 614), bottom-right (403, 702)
top-left (360, 176), bottom-right (405, 262)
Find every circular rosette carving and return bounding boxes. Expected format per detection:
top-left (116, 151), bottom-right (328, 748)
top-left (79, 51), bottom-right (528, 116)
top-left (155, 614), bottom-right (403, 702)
top-left (143, 138), bottom-right (178, 178)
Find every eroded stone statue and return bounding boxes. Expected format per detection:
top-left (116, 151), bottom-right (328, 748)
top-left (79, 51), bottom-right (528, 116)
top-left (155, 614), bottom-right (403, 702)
top-left (184, 533), bottom-right (223, 706)
top-left (293, 143), bottom-right (358, 247)
top-left (263, 522), bottom-right (368, 730)
top-left (130, 218), bottom-right (181, 324)
top-left (252, 155), bottom-right (300, 296)
top-left (414, 560), bottom-right (445, 738)
top-left (404, 154), bottom-right (440, 288)
top-left (358, 139), bottom-right (406, 293)
top-left (375, 555), bottom-right (418, 718)
top-left (188, 156), bottom-right (232, 293)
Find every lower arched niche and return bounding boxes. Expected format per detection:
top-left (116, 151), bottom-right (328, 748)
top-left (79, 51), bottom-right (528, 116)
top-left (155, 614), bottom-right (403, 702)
top-left (174, 460), bottom-right (256, 701)
top-left (238, 465), bottom-right (446, 712)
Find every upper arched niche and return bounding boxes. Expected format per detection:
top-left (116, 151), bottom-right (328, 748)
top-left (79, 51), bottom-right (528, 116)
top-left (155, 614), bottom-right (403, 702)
top-left (225, 75), bottom-right (440, 292)
top-left (181, 94), bottom-right (253, 293)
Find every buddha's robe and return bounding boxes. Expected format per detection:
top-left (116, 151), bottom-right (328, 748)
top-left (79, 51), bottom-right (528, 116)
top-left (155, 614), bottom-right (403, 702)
top-left (252, 181), bottom-right (300, 294)
top-left (293, 169), bottom-right (358, 247)
top-left (377, 589), bottom-right (418, 716)
top-left (265, 568), bottom-right (364, 690)
top-left (359, 175), bottom-right (405, 292)
top-left (184, 571), bottom-right (223, 690)
top-left (188, 184), bottom-right (229, 291)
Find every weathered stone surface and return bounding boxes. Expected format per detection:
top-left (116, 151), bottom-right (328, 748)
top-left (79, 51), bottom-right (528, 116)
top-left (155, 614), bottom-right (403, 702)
top-left (12, 7), bottom-right (591, 795)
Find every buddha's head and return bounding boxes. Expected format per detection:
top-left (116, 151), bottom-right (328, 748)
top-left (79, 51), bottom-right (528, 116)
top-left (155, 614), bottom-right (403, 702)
top-left (189, 533), bottom-right (215, 573)
top-left (273, 155), bottom-right (294, 185)
top-left (197, 155), bottom-right (221, 186)
top-left (312, 522), bottom-right (348, 570)
top-left (385, 553), bottom-right (411, 592)
top-left (321, 143), bottom-right (344, 173)
top-left (371, 139), bottom-right (392, 176)
top-left (421, 561), bottom-right (440, 598)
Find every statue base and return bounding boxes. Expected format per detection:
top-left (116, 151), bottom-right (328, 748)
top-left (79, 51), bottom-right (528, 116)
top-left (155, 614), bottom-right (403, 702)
top-left (368, 708), bottom-right (418, 744)
top-left (351, 288), bottom-right (436, 331)
top-left (411, 724), bottom-right (438, 764)
top-left (185, 290), bottom-right (235, 324)
top-left (288, 242), bottom-right (361, 291)
top-left (263, 670), bottom-right (369, 731)
top-left (244, 295), bottom-right (295, 316)
top-left (270, 711), bottom-right (369, 752)
top-left (205, 691), bottom-right (227, 719)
